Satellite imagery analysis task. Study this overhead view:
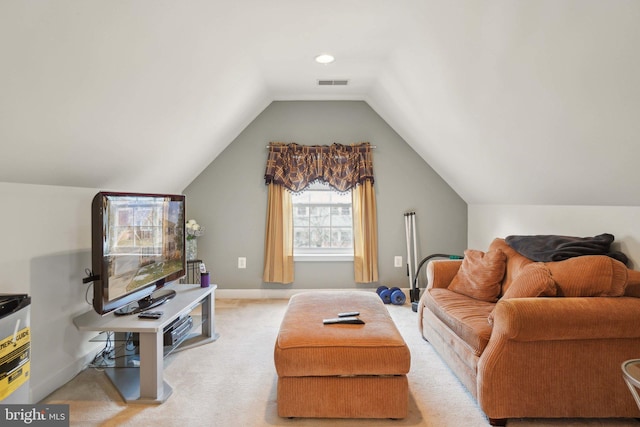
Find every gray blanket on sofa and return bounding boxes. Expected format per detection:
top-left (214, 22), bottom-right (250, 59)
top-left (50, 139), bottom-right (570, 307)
top-left (505, 233), bottom-right (629, 265)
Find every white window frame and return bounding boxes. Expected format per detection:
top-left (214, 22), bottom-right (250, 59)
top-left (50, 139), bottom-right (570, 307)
top-left (292, 182), bottom-right (354, 262)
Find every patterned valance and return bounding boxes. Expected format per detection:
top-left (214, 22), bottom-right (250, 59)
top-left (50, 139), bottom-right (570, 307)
top-left (264, 142), bottom-right (375, 193)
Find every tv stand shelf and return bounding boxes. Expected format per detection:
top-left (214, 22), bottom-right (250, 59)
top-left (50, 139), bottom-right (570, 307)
top-left (73, 284), bottom-right (219, 404)
top-left (88, 312), bottom-right (207, 361)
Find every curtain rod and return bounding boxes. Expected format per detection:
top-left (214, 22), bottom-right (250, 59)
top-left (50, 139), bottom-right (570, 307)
top-left (266, 144), bottom-right (376, 148)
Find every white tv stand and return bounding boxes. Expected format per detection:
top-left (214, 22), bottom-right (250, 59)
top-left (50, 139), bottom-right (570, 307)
top-left (73, 284), bottom-right (219, 404)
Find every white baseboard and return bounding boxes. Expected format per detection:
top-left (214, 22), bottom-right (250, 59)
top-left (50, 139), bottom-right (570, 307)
top-left (215, 288), bottom-right (405, 299)
top-left (31, 350), bottom-right (98, 403)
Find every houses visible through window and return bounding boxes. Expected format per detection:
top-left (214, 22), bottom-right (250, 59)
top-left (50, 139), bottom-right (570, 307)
top-left (111, 202), bottom-right (164, 256)
top-left (291, 182), bottom-right (353, 260)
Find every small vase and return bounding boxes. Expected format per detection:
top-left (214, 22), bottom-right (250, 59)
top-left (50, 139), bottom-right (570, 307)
top-left (186, 238), bottom-right (197, 261)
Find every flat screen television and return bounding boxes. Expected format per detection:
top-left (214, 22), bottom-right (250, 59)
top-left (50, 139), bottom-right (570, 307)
top-left (91, 191), bottom-right (186, 316)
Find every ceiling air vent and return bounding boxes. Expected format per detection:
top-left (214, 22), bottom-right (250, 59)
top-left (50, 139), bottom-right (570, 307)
top-left (317, 79), bottom-right (349, 86)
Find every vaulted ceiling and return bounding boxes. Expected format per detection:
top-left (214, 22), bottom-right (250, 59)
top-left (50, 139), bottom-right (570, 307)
top-left (2, 1), bottom-right (639, 205)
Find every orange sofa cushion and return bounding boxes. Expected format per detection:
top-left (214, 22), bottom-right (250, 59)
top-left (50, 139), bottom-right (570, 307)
top-left (625, 269), bottom-right (640, 297)
top-left (423, 288), bottom-right (494, 356)
top-left (449, 248), bottom-right (506, 302)
top-left (545, 255), bottom-right (627, 297)
top-left (502, 262), bottom-right (557, 299)
top-left (488, 238), bottom-right (534, 295)
top-left (488, 262), bottom-right (557, 325)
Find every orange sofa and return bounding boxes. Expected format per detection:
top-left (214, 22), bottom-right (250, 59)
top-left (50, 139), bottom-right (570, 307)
top-left (418, 238), bottom-right (640, 426)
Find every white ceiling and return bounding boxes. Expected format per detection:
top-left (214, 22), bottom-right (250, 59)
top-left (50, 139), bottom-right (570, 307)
top-left (1, 1), bottom-right (639, 205)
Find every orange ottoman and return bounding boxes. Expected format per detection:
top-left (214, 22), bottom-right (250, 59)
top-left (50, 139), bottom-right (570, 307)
top-left (274, 291), bottom-right (411, 419)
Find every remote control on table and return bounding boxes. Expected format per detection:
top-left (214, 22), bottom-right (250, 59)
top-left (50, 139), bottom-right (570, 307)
top-left (338, 311), bottom-right (360, 317)
top-left (138, 311), bottom-right (163, 319)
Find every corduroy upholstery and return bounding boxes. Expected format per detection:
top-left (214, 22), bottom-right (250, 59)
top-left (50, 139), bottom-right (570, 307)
top-left (418, 238), bottom-right (640, 425)
top-left (274, 291), bottom-right (410, 419)
top-left (449, 248), bottom-right (507, 302)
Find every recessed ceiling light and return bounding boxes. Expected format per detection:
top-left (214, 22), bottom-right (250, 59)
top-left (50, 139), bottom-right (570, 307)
top-left (315, 54), bottom-right (335, 64)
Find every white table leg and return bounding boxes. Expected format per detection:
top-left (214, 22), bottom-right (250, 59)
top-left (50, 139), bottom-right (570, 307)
top-left (138, 329), bottom-right (170, 402)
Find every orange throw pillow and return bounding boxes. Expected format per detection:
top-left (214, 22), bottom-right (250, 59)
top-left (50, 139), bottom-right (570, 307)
top-left (500, 262), bottom-right (557, 299)
top-left (488, 263), bottom-right (556, 325)
top-left (544, 255), bottom-right (627, 297)
top-left (449, 249), bottom-right (506, 303)
top-left (625, 269), bottom-right (640, 297)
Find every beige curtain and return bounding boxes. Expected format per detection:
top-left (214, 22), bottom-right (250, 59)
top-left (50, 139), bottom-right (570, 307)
top-left (352, 180), bottom-right (379, 283)
top-left (262, 183), bottom-right (294, 283)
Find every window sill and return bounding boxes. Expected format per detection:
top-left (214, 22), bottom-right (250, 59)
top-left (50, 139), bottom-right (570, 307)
top-left (294, 253), bottom-right (354, 262)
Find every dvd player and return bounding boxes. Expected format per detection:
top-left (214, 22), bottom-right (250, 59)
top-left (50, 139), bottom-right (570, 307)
top-left (163, 315), bottom-right (193, 346)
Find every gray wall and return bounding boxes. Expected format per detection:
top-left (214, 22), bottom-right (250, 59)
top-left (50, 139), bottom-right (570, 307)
top-left (183, 101), bottom-right (467, 291)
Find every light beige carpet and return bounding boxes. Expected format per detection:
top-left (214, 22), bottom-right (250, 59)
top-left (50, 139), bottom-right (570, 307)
top-left (43, 297), bottom-right (639, 427)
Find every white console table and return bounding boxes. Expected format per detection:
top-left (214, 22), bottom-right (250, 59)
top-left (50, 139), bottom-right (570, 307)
top-left (73, 284), bottom-right (219, 404)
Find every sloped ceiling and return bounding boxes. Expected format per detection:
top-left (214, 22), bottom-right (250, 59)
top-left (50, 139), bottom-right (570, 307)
top-left (1, 1), bottom-right (639, 205)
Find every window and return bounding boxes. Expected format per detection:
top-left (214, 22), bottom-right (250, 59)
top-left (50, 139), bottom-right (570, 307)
top-left (111, 202), bottom-right (164, 256)
top-left (291, 182), bottom-right (353, 261)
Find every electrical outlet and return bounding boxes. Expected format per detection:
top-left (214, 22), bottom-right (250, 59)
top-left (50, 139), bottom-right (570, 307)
top-left (238, 257), bottom-right (246, 269)
top-left (394, 256), bottom-right (402, 267)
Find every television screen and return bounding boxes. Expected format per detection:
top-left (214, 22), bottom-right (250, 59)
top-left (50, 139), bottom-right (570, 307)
top-left (91, 192), bottom-right (186, 315)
